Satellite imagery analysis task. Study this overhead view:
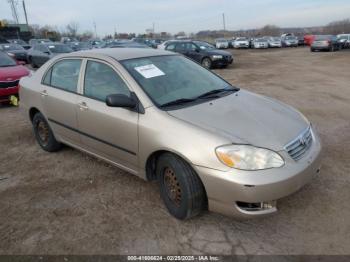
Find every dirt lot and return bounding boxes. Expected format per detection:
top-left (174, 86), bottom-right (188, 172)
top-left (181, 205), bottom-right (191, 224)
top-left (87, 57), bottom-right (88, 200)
top-left (0, 47), bottom-right (349, 255)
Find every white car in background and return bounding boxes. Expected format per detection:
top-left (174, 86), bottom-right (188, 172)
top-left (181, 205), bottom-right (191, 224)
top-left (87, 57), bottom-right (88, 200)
top-left (253, 38), bottom-right (269, 49)
top-left (215, 38), bottom-right (229, 49)
top-left (267, 37), bottom-right (282, 48)
top-left (233, 37), bottom-right (249, 48)
top-left (337, 34), bottom-right (350, 48)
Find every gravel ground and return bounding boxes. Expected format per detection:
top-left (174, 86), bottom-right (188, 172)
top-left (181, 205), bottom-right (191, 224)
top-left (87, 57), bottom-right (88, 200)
top-left (0, 47), bottom-right (349, 255)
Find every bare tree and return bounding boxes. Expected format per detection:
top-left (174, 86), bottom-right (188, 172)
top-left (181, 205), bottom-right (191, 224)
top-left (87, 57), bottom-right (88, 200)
top-left (66, 21), bottom-right (79, 37)
top-left (325, 19), bottom-right (350, 34)
top-left (258, 25), bottom-right (281, 36)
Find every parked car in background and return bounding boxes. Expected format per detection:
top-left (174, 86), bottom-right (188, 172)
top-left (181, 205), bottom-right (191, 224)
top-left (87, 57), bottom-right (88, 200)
top-left (215, 38), bottom-right (229, 49)
top-left (157, 40), bottom-right (180, 50)
top-left (61, 37), bottom-right (78, 44)
top-left (19, 48), bottom-right (322, 219)
top-left (0, 43), bottom-right (28, 63)
top-left (69, 41), bottom-right (93, 51)
top-left (27, 43), bottom-right (73, 68)
top-left (29, 39), bottom-right (53, 46)
top-left (281, 35), bottom-right (298, 47)
top-left (165, 40), bottom-right (233, 69)
top-left (304, 35), bottom-right (316, 46)
top-left (89, 39), bottom-right (105, 49)
top-left (267, 37), bottom-right (282, 48)
top-left (337, 34), bottom-right (350, 48)
top-left (150, 39), bottom-right (164, 48)
top-left (249, 38), bottom-right (255, 48)
top-left (108, 40), bottom-right (150, 49)
top-left (311, 35), bottom-right (342, 52)
top-left (7, 39), bottom-right (31, 50)
top-left (252, 38), bottom-right (269, 49)
top-left (297, 36), bottom-right (305, 46)
top-left (233, 37), bottom-right (249, 48)
top-left (0, 51), bottom-right (30, 103)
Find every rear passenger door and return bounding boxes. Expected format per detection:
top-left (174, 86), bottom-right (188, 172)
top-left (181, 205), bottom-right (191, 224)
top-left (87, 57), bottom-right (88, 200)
top-left (76, 59), bottom-right (139, 172)
top-left (184, 43), bottom-right (202, 63)
top-left (41, 59), bottom-right (82, 145)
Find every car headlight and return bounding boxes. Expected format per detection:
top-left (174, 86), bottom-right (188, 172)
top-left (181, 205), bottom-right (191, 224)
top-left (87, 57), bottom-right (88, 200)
top-left (7, 52), bottom-right (15, 57)
top-left (216, 145), bottom-right (284, 170)
top-left (211, 55), bottom-right (223, 60)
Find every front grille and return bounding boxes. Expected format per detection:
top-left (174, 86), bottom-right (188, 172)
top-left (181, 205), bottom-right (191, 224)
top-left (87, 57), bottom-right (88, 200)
top-left (0, 80), bottom-right (19, 89)
top-left (285, 127), bottom-right (313, 161)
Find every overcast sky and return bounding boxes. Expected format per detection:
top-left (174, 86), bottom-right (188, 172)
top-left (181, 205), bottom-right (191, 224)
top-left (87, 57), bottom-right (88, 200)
top-left (1, 0), bottom-right (350, 35)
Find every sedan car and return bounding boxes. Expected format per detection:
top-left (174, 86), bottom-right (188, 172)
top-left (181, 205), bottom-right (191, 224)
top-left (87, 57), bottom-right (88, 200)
top-left (19, 48), bottom-right (322, 219)
top-left (7, 39), bottom-right (31, 50)
top-left (281, 36), bottom-right (298, 47)
top-left (0, 43), bottom-right (28, 63)
top-left (267, 37), bottom-right (282, 48)
top-left (311, 35), bottom-right (342, 52)
top-left (27, 43), bottom-right (73, 68)
top-left (165, 40), bottom-right (233, 69)
top-left (233, 37), bottom-right (249, 49)
top-left (253, 38), bottom-right (269, 49)
top-left (69, 41), bottom-right (93, 51)
top-left (0, 51), bottom-right (30, 103)
top-left (215, 38), bottom-right (229, 49)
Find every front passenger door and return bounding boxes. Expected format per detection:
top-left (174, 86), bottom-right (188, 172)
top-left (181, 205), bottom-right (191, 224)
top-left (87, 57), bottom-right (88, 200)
top-left (76, 60), bottom-right (139, 172)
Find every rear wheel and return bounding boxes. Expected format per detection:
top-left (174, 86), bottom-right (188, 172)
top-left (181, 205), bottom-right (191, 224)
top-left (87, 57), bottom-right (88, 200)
top-left (32, 112), bottom-right (62, 152)
top-left (201, 57), bottom-right (212, 69)
top-left (157, 153), bottom-right (206, 220)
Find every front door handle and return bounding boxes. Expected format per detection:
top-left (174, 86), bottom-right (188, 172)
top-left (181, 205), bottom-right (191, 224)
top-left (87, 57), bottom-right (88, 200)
top-left (40, 90), bottom-right (48, 97)
top-left (78, 102), bottom-right (89, 111)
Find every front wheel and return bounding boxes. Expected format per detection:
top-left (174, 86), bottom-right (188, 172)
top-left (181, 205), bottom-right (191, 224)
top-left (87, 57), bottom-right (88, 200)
top-left (32, 112), bottom-right (62, 152)
top-left (201, 57), bottom-right (212, 69)
top-left (157, 153), bottom-right (206, 220)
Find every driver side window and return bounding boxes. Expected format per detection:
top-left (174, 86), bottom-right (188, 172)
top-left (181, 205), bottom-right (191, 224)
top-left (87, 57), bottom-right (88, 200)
top-left (84, 61), bottom-right (130, 102)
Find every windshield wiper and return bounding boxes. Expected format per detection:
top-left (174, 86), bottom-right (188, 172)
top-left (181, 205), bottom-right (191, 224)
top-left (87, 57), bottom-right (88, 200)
top-left (196, 87), bottom-right (238, 99)
top-left (160, 98), bottom-right (197, 108)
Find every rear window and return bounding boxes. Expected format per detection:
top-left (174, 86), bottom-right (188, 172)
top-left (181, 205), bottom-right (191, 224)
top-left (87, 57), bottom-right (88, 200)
top-left (315, 35), bottom-right (332, 40)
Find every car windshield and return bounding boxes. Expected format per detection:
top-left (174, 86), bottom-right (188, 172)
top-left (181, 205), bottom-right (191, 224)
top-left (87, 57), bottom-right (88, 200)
top-left (236, 38), bottom-right (247, 41)
top-left (271, 37), bottom-right (280, 41)
top-left (256, 38), bottom-right (267, 42)
top-left (9, 39), bottom-right (26, 45)
top-left (193, 41), bottom-right (215, 50)
top-left (122, 55), bottom-right (237, 108)
top-left (0, 52), bottom-right (17, 67)
top-left (285, 36), bottom-right (297, 40)
top-left (0, 44), bottom-right (24, 51)
top-left (47, 44), bottom-right (72, 53)
top-left (216, 39), bottom-right (227, 43)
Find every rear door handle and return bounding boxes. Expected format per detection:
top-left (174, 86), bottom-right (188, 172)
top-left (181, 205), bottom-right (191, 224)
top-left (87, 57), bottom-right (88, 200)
top-left (78, 102), bottom-right (89, 111)
top-left (40, 90), bottom-right (48, 97)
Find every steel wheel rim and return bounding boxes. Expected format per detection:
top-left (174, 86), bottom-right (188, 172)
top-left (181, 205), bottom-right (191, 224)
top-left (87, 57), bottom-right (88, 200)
top-left (203, 59), bottom-right (210, 68)
top-left (163, 167), bottom-right (182, 207)
top-left (37, 121), bottom-right (49, 145)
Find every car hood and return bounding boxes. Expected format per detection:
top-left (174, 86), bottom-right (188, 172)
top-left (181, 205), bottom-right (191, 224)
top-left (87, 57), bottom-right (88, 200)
top-left (167, 90), bottom-right (309, 151)
top-left (206, 49), bottom-right (232, 56)
top-left (0, 65), bottom-right (29, 81)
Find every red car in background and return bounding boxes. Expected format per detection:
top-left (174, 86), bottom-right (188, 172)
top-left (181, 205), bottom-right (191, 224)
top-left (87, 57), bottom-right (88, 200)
top-left (0, 51), bottom-right (30, 104)
top-left (304, 35), bottom-right (316, 46)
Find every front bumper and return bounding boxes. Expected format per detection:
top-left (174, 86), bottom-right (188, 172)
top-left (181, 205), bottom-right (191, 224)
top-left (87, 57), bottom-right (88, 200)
top-left (193, 129), bottom-right (322, 218)
top-left (212, 57), bottom-right (233, 67)
top-left (311, 45), bottom-right (331, 50)
top-left (0, 86), bottom-right (19, 102)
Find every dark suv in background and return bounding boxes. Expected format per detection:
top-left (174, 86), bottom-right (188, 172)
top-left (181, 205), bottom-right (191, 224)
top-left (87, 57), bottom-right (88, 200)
top-left (165, 40), bottom-right (233, 69)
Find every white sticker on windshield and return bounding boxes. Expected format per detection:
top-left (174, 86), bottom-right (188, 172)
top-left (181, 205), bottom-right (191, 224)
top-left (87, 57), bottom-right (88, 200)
top-left (134, 64), bottom-right (165, 79)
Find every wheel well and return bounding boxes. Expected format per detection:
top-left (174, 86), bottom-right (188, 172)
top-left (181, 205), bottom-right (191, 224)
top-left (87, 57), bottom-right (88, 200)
top-left (146, 150), bottom-right (208, 209)
top-left (29, 107), bottom-right (40, 122)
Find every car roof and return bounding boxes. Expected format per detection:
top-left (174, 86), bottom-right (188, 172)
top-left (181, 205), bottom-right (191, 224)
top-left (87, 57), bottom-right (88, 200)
top-left (67, 48), bottom-right (174, 61)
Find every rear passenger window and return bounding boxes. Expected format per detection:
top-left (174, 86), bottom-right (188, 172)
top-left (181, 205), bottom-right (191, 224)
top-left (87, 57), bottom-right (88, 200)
top-left (165, 43), bottom-right (176, 51)
top-left (84, 61), bottom-right (130, 101)
top-left (47, 59), bottom-right (82, 92)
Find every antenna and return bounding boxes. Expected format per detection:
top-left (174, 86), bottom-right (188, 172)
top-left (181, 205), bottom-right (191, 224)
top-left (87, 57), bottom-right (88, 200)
top-left (8, 0), bottom-right (19, 24)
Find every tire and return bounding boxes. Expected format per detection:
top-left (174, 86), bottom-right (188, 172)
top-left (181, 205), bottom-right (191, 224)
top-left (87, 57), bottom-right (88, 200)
top-left (156, 153), bottom-right (206, 220)
top-left (201, 57), bottom-right (212, 69)
top-left (32, 112), bottom-right (62, 152)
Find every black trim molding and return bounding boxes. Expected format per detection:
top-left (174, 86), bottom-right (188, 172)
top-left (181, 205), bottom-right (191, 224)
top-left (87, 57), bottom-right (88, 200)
top-left (48, 118), bottom-right (137, 156)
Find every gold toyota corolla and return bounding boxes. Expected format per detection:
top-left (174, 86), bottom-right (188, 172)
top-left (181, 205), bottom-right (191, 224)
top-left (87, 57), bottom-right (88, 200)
top-left (19, 48), bottom-right (322, 219)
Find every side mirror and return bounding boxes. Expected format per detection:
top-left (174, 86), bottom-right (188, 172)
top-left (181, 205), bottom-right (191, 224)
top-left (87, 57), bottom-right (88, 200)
top-left (106, 94), bottom-right (137, 109)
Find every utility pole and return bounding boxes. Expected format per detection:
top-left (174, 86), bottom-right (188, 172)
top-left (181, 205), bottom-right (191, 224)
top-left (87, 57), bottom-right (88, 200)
top-left (8, 0), bottom-right (19, 24)
top-left (22, 0), bottom-right (28, 26)
top-left (93, 21), bottom-right (97, 38)
top-left (222, 13), bottom-right (226, 31)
